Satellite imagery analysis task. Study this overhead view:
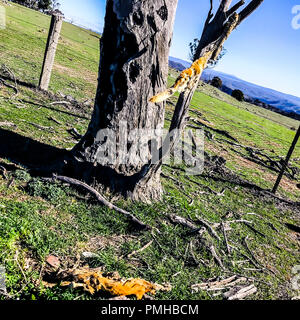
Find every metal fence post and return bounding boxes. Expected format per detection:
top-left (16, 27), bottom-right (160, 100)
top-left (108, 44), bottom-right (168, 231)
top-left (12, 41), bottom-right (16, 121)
top-left (272, 125), bottom-right (300, 194)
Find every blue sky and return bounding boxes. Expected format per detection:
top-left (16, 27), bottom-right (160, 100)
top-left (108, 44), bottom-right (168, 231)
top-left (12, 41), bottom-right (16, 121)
top-left (59, 0), bottom-right (300, 98)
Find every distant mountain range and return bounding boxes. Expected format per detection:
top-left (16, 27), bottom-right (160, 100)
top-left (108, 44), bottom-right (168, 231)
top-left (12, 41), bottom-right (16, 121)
top-left (169, 56), bottom-right (300, 117)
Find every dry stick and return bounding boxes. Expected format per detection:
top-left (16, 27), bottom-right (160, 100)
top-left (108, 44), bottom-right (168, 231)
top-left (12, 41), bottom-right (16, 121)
top-left (168, 214), bottom-right (206, 236)
top-left (225, 284), bottom-right (257, 300)
top-left (208, 244), bottom-right (225, 270)
top-left (229, 219), bottom-right (266, 238)
top-left (224, 270), bottom-right (270, 286)
top-left (49, 101), bottom-right (71, 106)
top-left (15, 250), bottom-right (28, 284)
top-left (67, 128), bottom-right (82, 140)
top-left (169, 214), bottom-right (224, 268)
top-left (48, 116), bottom-right (62, 125)
top-left (246, 212), bottom-right (279, 233)
top-left (0, 77), bottom-right (18, 95)
top-left (52, 174), bottom-right (149, 230)
top-left (0, 165), bottom-right (8, 180)
top-left (126, 240), bottom-right (154, 259)
top-left (243, 236), bottom-right (265, 269)
top-left (195, 215), bottom-right (221, 241)
top-left (221, 221), bottom-right (231, 254)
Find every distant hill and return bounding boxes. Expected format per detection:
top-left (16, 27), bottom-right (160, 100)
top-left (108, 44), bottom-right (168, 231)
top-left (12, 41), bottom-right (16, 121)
top-left (168, 60), bottom-right (186, 71)
top-left (169, 57), bottom-right (300, 117)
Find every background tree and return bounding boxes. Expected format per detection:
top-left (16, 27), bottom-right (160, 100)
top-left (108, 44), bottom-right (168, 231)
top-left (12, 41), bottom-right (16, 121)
top-left (38, 0), bottom-right (52, 12)
top-left (11, 0), bottom-right (53, 11)
top-left (211, 76), bottom-right (223, 89)
top-left (232, 89), bottom-right (244, 101)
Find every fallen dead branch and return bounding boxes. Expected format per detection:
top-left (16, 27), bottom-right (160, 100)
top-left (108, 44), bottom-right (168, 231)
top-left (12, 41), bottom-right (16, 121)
top-left (195, 215), bottom-right (220, 241)
top-left (208, 244), bottom-right (224, 269)
top-left (0, 77), bottom-right (18, 95)
top-left (243, 236), bottom-right (263, 269)
top-left (229, 219), bottom-right (266, 238)
top-left (49, 101), bottom-right (71, 106)
top-left (48, 174), bottom-right (149, 230)
top-left (48, 116), bottom-right (62, 125)
top-left (217, 137), bottom-right (299, 180)
top-left (0, 165), bottom-right (8, 179)
top-left (221, 221), bottom-right (231, 254)
top-left (191, 275), bottom-right (247, 293)
top-left (168, 214), bottom-right (206, 236)
top-left (20, 120), bottom-right (55, 132)
top-left (224, 284), bottom-right (257, 300)
top-left (201, 171), bottom-right (299, 207)
top-left (168, 214), bottom-right (224, 269)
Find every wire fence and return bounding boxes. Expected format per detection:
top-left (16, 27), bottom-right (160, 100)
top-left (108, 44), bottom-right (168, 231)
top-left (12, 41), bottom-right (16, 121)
top-left (0, 3), bottom-right (101, 97)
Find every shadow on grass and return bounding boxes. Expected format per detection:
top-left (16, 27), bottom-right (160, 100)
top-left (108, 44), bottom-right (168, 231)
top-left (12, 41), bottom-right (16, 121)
top-left (0, 128), bottom-right (68, 172)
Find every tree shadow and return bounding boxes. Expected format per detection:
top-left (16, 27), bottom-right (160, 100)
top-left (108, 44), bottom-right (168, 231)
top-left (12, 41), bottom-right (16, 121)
top-left (0, 128), bottom-right (68, 174)
top-left (0, 74), bottom-right (37, 90)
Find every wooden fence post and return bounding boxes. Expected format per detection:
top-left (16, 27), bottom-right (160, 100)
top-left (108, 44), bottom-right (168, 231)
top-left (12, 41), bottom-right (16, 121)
top-left (39, 13), bottom-right (63, 91)
top-left (272, 125), bottom-right (300, 194)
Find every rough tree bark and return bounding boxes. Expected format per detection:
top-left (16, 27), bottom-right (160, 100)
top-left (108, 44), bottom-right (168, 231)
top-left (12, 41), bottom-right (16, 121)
top-left (70, 0), bottom-right (178, 202)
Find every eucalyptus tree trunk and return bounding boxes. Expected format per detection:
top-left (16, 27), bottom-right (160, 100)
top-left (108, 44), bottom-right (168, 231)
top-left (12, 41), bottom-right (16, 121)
top-left (163, 0), bottom-right (264, 158)
top-left (139, 0), bottom-right (264, 188)
top-left (71, 0), bottom-right (178, 202)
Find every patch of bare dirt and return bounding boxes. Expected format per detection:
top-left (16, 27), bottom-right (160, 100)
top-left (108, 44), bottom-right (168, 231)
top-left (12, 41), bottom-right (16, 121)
top-left (86, 235), bottom-right (137, 253)
top-left (53, 63), bottom-right (97, 85)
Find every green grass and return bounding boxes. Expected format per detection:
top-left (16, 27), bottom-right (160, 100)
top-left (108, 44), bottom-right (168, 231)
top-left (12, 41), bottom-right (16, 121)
top-left (0, 2), bottom-right (299, 301)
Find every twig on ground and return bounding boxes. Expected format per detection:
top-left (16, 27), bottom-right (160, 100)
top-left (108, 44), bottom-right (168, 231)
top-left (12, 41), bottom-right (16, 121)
top-left (49, 174), bottom-right (149, 230)
top-left (229, 219), bottom-right (266, 238)
top-left (243, 236), bottom-right (262, 268)
top-left (221, 221), bottom-right (231, 254)
top-left (126, 240), bottom-right (154, 259)
top-left (49, 101), bottom-right (70, 106)
top-left (195, 215), bottom-right (220, 241)
top-left (0, 165), bottom-right (8, 179)
top-left (224, 284), bottom-right (257, 300)
top-left (208, 244), bottom-right (224, 269)
top-left (167, 214), bottom-right (206, 236)
top-left (48, 116), bottom-right (62, 125)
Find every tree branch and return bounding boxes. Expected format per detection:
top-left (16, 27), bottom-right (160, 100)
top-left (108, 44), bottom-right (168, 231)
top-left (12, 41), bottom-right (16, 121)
top-left (50, 174), bottom-right (150, 230)
top-left (216, 0), bottom-right (233, 15)
top-left (238, 0), bottom-right (264, 24)
top-left (204, 0), bottom-right (214, 27)
top-left (226, 0), bottom-right (245, 17)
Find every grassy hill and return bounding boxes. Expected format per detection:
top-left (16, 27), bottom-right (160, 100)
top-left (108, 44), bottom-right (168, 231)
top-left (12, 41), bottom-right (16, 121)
top-left (0, 2), bottom-right (299, 301)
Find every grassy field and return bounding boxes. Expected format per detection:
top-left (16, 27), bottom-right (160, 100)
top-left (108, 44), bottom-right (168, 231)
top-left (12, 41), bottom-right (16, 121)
top-left (0, 2), bottom-right (299, 301)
